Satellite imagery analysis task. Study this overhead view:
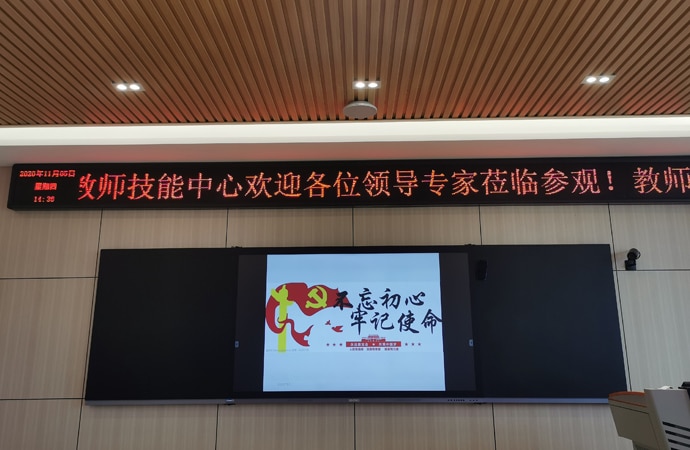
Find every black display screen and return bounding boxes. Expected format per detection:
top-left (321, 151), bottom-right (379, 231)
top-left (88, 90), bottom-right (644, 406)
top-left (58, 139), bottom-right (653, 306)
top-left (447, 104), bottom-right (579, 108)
top-left (468, 245), bottom-right (627, 400)
top-left (84, 244), bottom-right (627, 405)
top-left (85, 248), bottom-right (238, 404)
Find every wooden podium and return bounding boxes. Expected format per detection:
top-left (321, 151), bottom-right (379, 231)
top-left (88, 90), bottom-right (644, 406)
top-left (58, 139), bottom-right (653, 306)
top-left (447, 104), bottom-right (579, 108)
top-left (609, 388), bottom-right (690, 450)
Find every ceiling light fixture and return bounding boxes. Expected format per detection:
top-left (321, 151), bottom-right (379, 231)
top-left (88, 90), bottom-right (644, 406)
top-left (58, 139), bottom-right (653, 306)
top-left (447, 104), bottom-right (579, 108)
top-left (583, 75), bottom-right (614, 85)
top-left (353, 80), bottom-right (381, 89)
top-left (113, 82), bottom-right (144, 92)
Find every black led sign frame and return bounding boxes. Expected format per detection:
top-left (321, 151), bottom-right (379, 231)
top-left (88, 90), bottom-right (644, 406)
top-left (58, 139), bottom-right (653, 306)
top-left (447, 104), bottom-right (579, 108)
top-left (8, 156), bottom-right (690, 210)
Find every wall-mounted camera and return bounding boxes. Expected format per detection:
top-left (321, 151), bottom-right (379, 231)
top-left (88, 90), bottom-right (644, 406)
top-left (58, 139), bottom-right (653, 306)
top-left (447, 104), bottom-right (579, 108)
top-left (624, 248), bottom-right (641, 271)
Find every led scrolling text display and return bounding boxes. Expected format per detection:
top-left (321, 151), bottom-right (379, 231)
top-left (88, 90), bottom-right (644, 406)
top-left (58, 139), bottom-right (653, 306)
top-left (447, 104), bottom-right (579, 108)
top-left (9, 158), bottom-right (690, 209)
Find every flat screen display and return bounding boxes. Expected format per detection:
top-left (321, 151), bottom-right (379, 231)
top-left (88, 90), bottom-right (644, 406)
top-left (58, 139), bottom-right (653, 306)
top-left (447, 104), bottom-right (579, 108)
top-left (84, 244), bottom-right (627, 404)
top-left (85, 248), bottom-right (237, 404)
top-left (232, 247), bottom-right (477, 401)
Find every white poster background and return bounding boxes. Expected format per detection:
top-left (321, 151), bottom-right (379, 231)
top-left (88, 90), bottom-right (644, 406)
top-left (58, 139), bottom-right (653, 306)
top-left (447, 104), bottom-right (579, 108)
top-left (263, 253), bottom-right (445, 392)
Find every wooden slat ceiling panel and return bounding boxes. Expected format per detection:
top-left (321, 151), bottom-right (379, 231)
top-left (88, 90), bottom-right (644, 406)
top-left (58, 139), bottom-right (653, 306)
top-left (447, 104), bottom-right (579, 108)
top-left (604, 2), bottom-right (690, 116)
top-left (0, 0), bottom-right (687, 126)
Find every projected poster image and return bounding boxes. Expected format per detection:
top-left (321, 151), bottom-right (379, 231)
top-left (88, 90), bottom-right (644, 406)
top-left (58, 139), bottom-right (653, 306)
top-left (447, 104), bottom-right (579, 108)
top-left (263, 253), bottom-right (446, 392)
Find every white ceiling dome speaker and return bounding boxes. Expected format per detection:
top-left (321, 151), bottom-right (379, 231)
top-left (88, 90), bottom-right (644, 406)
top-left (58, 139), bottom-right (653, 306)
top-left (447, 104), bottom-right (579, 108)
top-left (343, 100), bottom-right (377, 119)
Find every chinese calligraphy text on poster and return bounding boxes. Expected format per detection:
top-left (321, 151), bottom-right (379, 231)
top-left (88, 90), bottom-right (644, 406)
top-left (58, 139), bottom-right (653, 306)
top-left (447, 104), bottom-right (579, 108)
top-left (262, 253), bottom-right (446, 392)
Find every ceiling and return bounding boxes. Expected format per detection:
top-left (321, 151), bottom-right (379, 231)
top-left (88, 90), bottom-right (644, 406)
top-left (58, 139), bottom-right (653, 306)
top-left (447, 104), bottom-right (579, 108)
top-left (0, 0), bottom-right (689, 164)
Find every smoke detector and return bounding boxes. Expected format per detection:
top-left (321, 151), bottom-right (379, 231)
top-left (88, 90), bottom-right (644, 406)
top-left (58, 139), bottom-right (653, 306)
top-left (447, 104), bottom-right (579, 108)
top-left (343, 100), bottom-right (377, 119)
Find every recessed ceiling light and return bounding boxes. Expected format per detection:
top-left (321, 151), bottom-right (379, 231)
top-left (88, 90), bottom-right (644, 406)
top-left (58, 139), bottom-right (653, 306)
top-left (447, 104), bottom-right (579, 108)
top-left (582, 75), bottom-right (614, 85)
top-left (112, 82), bottom-right (144, 92)
top-left (353, 80), bottom-right (381, 89)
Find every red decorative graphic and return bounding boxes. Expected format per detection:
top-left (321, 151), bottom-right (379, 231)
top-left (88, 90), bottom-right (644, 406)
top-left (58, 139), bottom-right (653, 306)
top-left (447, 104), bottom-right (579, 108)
top-left (346, 334), bottom-right (402, 349)
top-left (266, 282), bottom-right (352, 348)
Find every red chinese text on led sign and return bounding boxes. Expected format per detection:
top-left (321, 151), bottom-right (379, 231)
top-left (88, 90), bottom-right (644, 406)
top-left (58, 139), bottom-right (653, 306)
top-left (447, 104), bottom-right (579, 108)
top-left (34, 182), bottom-right (58, 191)
top-left (633, 166), bottom-right (690, 194)
top-left (11, 159), bottom-right (690, 210)
top-left (19, 169), bottom-right (76, 178)
top-left (70, 166), bottom-right (672, 203)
